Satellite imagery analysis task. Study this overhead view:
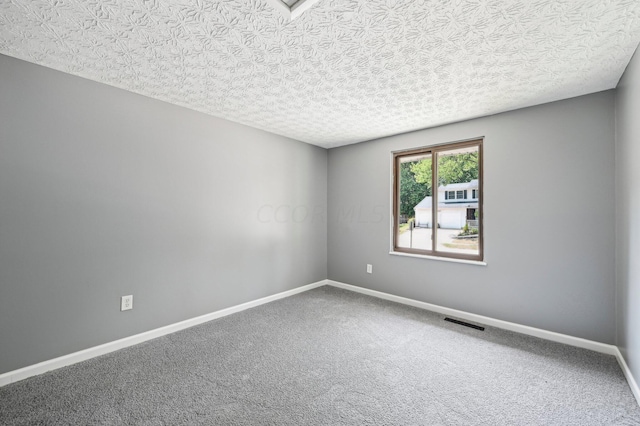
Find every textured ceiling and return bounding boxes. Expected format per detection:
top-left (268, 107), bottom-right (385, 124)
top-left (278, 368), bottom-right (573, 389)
top-left (1, 0), bottom-right (639, 148)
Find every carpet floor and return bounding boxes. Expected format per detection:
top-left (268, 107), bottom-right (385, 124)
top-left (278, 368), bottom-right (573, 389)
top-left (1, 286), bottom-right (639, 425)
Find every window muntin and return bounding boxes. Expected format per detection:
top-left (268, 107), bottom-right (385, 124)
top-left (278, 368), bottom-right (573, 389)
top-left (393, 139), bottom-right (483, 261)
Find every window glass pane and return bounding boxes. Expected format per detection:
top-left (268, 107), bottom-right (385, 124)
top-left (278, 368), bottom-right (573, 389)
top-left (435, 145), bottom-right (480, 256)
top-left (397, 152), bottom-right (432, 251)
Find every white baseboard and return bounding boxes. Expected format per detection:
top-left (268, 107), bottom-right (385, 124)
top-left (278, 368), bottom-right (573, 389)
top-left (327, 280), bottom-right (617, 355)
top-left (0, 279), bottom-right (328, 387)
top-left (327, 280), bottom-right (640, 406)
top-left (3, 277), bottom-right (639, 409)
top-left (614, 347), bottom-right (640, 406)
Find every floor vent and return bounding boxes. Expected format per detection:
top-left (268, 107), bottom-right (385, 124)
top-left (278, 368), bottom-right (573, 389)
top-left (444, 317), bottom-right (485, 331)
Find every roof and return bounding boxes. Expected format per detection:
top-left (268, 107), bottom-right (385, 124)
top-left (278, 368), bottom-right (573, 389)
top-left (439, 180), bottom-right (479, 191)
top-left (414, 196), bottom-right (433, 210)
top-left (414, 193), bottom-right (478, 211)
top-left (437, 202), bottom-right (479, 210)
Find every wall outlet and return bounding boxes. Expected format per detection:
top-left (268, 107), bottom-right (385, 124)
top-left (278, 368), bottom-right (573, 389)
top-left (121, 295), bottom-right (133, 311)
top-left (366, 264), bottom-right (373, 274)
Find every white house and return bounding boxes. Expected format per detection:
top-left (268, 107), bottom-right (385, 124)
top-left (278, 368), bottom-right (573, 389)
top-left (414, 179), bottom-right (479, 229)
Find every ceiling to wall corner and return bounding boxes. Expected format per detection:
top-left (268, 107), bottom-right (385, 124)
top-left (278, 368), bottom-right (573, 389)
top-left (1, 0), bottom-right (639, 148)
top-left (265, 0), bottom-right (321, 21)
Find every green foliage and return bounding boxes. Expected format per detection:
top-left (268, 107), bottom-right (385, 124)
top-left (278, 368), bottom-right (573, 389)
top-left (437, 151), bottom-right (479, 186)
top-left (458, 225), bottom-right (479, 237)
top-left (399, 162), bottom-right (428, 216)
top-left (398, 222), bottom-right (410, 234)
top-left (398, 150), bottom-right (478, 217)
top-left (409, 158), bottom-right (432, 195)
top-left (410, 151), bottom-right (479, 190)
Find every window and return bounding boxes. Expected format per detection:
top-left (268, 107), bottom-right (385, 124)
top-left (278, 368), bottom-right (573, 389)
top-left (393, 139), bottom-right (483, 261)
top-left (445, 190), bottom-right (468, 201)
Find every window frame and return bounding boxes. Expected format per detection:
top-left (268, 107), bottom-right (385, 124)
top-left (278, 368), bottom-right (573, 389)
top-left (392, 138), bottom-right (484, 262)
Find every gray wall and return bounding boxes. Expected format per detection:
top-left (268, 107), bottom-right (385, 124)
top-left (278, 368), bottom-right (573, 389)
top-left (0, 49), bottom-right (628, 376)
top-left (0, 54), bottom-right (327, 374)
top-left (616, 47), bottom-right (640, 382)
top-left (328, 91), bottom-right (616, 344)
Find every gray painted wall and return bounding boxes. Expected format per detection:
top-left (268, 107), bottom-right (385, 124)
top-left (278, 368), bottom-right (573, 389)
top-left (0, 54), bottom-right (327, 374)
top-left (616, 47), bottom-right (640, 382)
top-left (0, 50), bottom-right (627, 377)
top-left (328, 91), bottom-right (616, 344)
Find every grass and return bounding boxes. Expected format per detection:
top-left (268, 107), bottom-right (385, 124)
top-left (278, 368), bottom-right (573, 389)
top-left (398, 223), bottom-right (411, 234)
top-left (442, 239), bottom-right (479, 250)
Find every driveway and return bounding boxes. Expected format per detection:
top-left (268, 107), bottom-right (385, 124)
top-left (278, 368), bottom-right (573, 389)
top-left (397, 227), bottom-right (477, 255)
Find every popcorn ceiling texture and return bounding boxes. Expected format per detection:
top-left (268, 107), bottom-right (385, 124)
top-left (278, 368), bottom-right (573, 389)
top-left (1, 0), bottom-right (639, 148)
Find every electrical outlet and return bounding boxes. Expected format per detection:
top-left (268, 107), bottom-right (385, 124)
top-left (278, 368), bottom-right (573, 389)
top-left (121, 295), bottom-right (133, 311)
top-left (366, 264), bottom-right (373, 274)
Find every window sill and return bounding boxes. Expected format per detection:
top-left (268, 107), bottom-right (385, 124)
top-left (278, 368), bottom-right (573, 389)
top-left (389, 251), bottom-right (487, 266)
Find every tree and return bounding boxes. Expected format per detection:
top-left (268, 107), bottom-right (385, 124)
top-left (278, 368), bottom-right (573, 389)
top-left (410, 152), bottom-right (478, 188)
top-left (437, 151), bottom-right (478, 186)
top-left (399, 162), bottom-right (428, 217)
top-left (409, 158), bottom-right (432, 194)
top-left (398, 151), bottom-right (478, 217)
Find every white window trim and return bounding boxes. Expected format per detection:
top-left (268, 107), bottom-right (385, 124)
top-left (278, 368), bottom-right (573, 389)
top-left (389, 250), bottom-right (487, 266)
